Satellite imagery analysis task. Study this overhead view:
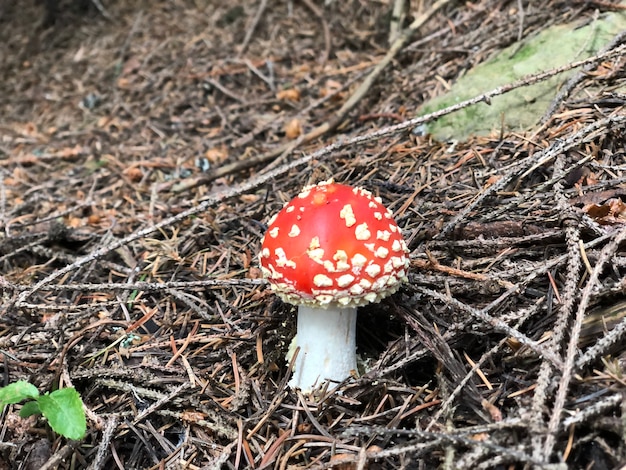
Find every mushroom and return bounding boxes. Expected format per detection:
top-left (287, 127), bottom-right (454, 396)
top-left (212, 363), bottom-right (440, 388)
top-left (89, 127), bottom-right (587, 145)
top-left (259, 180), bottom-right (410, 392)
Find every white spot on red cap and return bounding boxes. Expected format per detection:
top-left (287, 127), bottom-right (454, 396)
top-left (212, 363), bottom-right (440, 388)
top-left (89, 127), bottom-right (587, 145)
top-left (266, 264), bottom-right (284, 280)
top-left (351, 253), bottom-right (367, 267)
top-left (340, 204), bottom-right (356, 227)
top-left (391, 239), bottom-right (403, 252)
top-left (307, 237), bottom-right (324, 263)
top-left (375, 246), bottom-right (389, 258)
top-left (274, 247), bottom-right (286, 260)
top-left (372, 275), bottom-right (391, 291)
top-left (349, 284), bottom-right (364, 295)
top-left (334, 250), bottom-right (350, 271)
top-left (383, 260), bottom-right (394, 273)
top-left (288, 224), bottom-right (300, 237)
top-left (315, 294), bottom-right (334, 304)
top-left (274, 248), bottom-right (296, 269)
top-left (313, 274), bottom-right (333, 287)
top-left (337, 296), bottom-right (353, 306)
top-left (355, 223), bottom-right (371, 240)
top-left (307, 248), bottom-right (325, 263)
top-left (377, 230), bottom-right (391, 241)
top-left (337, 274), bottom-right (355, 287)
top-left (365, 264), bottom-right (381, 277)
top-left (365, 292), bottom-right (378, 303)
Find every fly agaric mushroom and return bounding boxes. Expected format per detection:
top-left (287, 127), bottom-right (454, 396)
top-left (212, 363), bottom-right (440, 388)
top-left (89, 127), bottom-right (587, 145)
top-left (259, 180), bottom-right (409, 392)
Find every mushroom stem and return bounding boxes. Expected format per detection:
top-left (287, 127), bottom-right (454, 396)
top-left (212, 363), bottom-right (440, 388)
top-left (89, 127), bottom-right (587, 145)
top-left (288, 305), bottom-right (358, 392)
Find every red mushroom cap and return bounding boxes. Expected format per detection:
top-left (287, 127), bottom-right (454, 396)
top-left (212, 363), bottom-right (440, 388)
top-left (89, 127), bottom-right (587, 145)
top-left (259, 180), bottom-right (410, 308)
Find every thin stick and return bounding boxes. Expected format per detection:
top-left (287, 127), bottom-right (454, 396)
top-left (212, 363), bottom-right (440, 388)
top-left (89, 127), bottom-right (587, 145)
top-left (239, 0), bottom-right (268, 55)
top-left (542, 226), bottom-right (626, 458)
top-left (541, 29), bottom-right (626, 124)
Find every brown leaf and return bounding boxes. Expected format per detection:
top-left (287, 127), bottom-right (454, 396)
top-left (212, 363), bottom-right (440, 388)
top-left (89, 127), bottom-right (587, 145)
top-left (481, 399), bottom-right (503, 422)
top-left (57, 145), bottom-right (84, 159)
top-left (67, 216), bottom-right (83, 228)
top-left (276, 88), bottom-right (300, 102)
top-left (205, 146), bottom-right (228, 164)
top-left (121, 56), bottom-right (141, 76)
top-left (319, 79), bottom-right (344, 101)
top-left (583, 198), bottom-right (626, 225)
top-left (180, 411), bottom-right (206, 423)
top-left (124, 167), bottom-right (144, 182)
top-left (116, 77), bottom-right (131, 89)
top-left (284, 118), bottom-right (302, 139)
top-left (248, 267), bottom-right (262, 279)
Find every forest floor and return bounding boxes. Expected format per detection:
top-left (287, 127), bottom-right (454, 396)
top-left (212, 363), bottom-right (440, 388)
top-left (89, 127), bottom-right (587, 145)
top-left (1, 0), bottom-right (626, 468)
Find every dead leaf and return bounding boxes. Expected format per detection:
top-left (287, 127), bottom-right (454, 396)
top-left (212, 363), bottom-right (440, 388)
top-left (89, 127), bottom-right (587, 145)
top-left (205, 146), bottom-right (228, 164)
top-left (583, 198), bottom-right (626, 225)
top-left (87, 214), bottom-right (102, 225)
top-left (276, 88), bottom-right (301, 102)
top-left (67, 216), bottom-right (83, 228)
top-left (481, 399), bottom-right (503, 422)
top-left (248, 267), bottom-right (262, 279)
top-left (180, 411), bottom-right (206, 423)
top-left (284, 118), bottom-right (302, 139)
top-left (122, 56), bottom-right (141, 76)
top-left (116, 77), bottom-right (131, 89)
top-left (57, 145), bottom-right (84, 159)
top-left (319, 79), bottom-right (343, 100)
top-left (124, 167), bottom-right (144, 182)
top-left (570, 188), bottom-right (626, 206)
top-left (239, 194), bottom-right (259, 203)
top-left (486, 175), bottom-right (502, 186)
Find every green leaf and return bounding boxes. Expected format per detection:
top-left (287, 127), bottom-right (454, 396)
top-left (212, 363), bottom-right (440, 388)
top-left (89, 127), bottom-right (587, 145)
top-left (37, 388), bottom-right (86, 440)
top-left (19, 400), bottom-right (41, 418)
top-left (0, 381), bottom-right (39, 408)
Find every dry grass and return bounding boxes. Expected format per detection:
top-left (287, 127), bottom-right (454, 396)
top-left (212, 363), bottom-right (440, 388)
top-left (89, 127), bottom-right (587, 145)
top-left (0, 0), bottom-right (626, 468)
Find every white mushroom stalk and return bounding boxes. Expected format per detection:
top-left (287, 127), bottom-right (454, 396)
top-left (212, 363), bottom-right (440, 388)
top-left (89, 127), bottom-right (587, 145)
top-left (260, 181), bottom-right (409, 393)
top-left (288, 305), bottom-right (357, 391)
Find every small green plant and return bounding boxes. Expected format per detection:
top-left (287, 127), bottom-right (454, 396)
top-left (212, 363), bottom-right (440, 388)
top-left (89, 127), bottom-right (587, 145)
top-left (0, 381), bottom-right (86, 440)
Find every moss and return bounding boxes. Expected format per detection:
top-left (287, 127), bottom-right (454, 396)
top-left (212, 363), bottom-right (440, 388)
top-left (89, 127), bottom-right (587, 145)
top-left (419, 11), bottom-right (626, 141)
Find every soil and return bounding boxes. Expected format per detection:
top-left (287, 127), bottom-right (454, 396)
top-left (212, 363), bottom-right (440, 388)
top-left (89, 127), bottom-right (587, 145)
top-left (1, 0), bottom-right (626, 468)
